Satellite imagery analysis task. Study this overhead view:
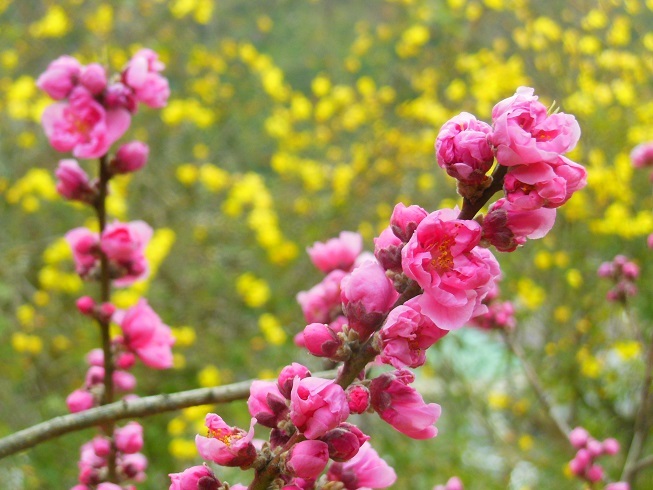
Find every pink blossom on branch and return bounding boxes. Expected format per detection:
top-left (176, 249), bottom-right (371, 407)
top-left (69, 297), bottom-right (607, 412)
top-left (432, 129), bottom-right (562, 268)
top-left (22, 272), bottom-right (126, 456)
top-left (630, 141), bottom-right (653, 168)
top-left (402, 208), bottom-right (501, 330)
top-left (307, 231), bottom-right (363, 273)
top-left (169, 464), bottom-right (221, 490)
top-left (36, 55), bottom-right (82, 100)
top-left (290, 376), bottom-right (350, 439)
top-left (122, 49), bottom-right (170, 109)
top-left (55, 159), bottom-right (96, 202)
top-left (41, 86), bottom-right (131, 159)
top-left (286, 440), bottom-right (330, 479)
top-left (326, 442), bottom-right (397, 489)
top-left (195, 414), bottom-right (257, 468)
top-left (100, 220), bottom-right (153, 287)
top-left (247, 380), bottom-right (289, 428)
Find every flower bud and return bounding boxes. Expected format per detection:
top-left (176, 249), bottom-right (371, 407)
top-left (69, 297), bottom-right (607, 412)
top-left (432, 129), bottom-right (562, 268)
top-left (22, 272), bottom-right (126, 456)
top-left (80, 63), bottom-right (107, 95)
top-left (169, 464), bottom-right (221, 490)
top-left (602, 438), bottom-right (620, 455)
top-left (115, 421), bottom-right (144, 454)
top-left (374, 226), bottom-right (403, 272)
top-left (390, 203), bottom-right (427, 242)
top-left (112, 141), bottom-right (149, 174)
top-left (569, 427), bottom-right (589, 449)
top-left (302, 323), bottom-right (341, 358)
top-left (56, 159), bottom-right (95, 202)
top-left (277, 363), bottom-right (311, 399)
top-left (76, 296), bottom-right (96, 316)
top-left (66, 389), bottom-right (95, 413)
top-left (345, 384), bottom-right (370, 414)
top-left (321, 423), bottom-right (370, 462)
top-left (286, 440), bottom-right (330, 479)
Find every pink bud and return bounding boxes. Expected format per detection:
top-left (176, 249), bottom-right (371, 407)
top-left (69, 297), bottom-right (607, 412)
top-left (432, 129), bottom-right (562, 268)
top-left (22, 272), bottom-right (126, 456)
top-left (606, 483), bottom-right (630, 490)
top-left (66, 389), bottom-right (95, 413)
top-left (303, 323), bottom-right (341, 358)
top-left (602, 438), bottom-right (620, 455)
top-left (105, 82), bottom-right (137, 112)
top-left (446, 477), bottom-right (464, 490)
top-left (277, 363), bottom-right (311, 399)
top-left (587, 439), bottom-right (603, 457)
top-left (374, 226), bottom-right (404, 272)
top-left (631, 141), bottom-right (653, 168)
top-left (321, 423), bottom-right (370, 462)
top-left (112, 141), bottom-right (150, 174)
top-left (116, 351), bottom-right (136, 370)
top-left (115, 421), bottom-right (144, 454)
top-left (287, 440), bottom-right (330, 479)
top-left (80, 63), bottom-right (107, 95)
top-left (98, 302), bottom-right (116, 322)
top-left (569, 427), bottom-right (589, 448)
top-left (248, 380), bottom-right (289, 428)
top-left (86, 348), bottom-right (104, 366)
top-left (91, 436), bottom-right (111, 457)
top-left (390, 203), bottom-right (428, 242)
top-left (113, 370), bottom-right (137, 392)
top-left (37, 55), bottom-right (82, 100)
top-left (169, 464), bottom-right (221, 490)
top-left (346, 384), bottom-right (370, 414)
top-left (56, 159), bottom-right (95, 202)
top-left (647, 233), bottom-right (653, 249)
top-left (586, 464), bottom-right (604, 483)
top-left (77, 296), bottom-right (96, 315)
top-left (307, 231), bottom-right (363, 273)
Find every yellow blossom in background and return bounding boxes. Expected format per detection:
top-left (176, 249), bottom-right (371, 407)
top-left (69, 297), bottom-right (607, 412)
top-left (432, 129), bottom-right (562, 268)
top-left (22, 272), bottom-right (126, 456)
top-left (197, 365), bottom-right (221, 387)
top-left (236, 273), bottom-right (271, 308)
top-left (258, 313), bottom-right (287, 346)
top-left (613, 340), bottom-right (641, 361)
top-left (29, 5), bottom-right (71, 38)
top-left (169, 438), bottom-right (197, 460)
top-left (517, 278), bottom-right (545, 310)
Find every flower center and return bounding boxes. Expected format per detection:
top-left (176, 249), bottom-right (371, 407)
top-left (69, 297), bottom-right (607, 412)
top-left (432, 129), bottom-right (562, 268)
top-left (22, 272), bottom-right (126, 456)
top-left (429, 237), bottom-right (454, 273)
top-left (208, 428), bottom-right (243, 446)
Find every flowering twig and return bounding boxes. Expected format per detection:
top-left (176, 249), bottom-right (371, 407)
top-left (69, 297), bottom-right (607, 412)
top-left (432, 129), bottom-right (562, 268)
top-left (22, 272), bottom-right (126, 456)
top-left (0, 371), bottom-right (337, 460)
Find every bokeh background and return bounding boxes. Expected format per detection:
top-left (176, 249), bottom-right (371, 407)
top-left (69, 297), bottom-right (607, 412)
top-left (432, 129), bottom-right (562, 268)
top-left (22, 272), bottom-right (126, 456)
top-left (1, 0), bottom-right (653, 488)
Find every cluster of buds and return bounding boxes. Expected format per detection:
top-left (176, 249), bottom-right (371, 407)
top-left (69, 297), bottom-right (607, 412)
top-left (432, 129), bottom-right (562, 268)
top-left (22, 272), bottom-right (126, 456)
top-left (37, 49), bottom-right (172, 490)
top-left (597, 255), bottom-right (639, 303)
top-left (469, 283), bottom-right (516, 331)
top-left (568, 427), bottom-right (628, 489)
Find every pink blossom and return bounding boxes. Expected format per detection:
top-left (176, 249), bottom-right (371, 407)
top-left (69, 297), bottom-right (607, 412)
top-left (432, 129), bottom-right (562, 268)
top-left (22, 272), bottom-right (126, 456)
top-left (379, 298), bottom-right (448, 368)
top-left (569, 427), bottom-right (590, 448)
top-left (631, 141), bottom-right (653, 168)
top-left (326, 442), bottom-right (397, 489)
top-left (302, 322), bottom-right (341, 358)
top-left (115, 422), bottom-right (143, 454)
top-left (169, 464), bottom-right (221, 490)
top-left (287, 440), bottom-right (330, 479)
top-left (341, 260), bottom-right (399, 340)
top-left (195, 414), bottom-right (257, 468)
top-left (247, 380), bottom-right (288, 428)
top-left (278, 363), bottom-right (312, 399)
top-left (42, 86), bottom-right (131, 159)
top-left (100, 220), bottom-right (152, 286)
top-left (105, 82), bottom-right (137, 113)
top-left (472, 300), bottom-right (516, 330)
top-left (66, 389), bottom-right (95, 413)
top-left (112, 141), bottom-right (149, 174)
top-left (66, 227), bottom-right (100, 278)
top-left (77, 296), bottom-right (96, 316)
top-left (96, 484), bottom-right (123, 490)
top-left (434, 476), bottom-right (465, 490)
top-left (290, 376), bottom-right (350, 439)
top-left (602, 438), bottom-right (620, 455)
top-left (80, 63), bottom-right (107, 95)
top-left (37, 55), bottom-right (82, 100)
top-left (481, 198), bottom-right (556, 252)
top-left (113, 370), bottom-right (137, 392)
top-left (390, 202), bottom-right (428, 242)
top-left (307, 231), bottom-right (363, 273)
top-left (345, 384), bottom-right (370, 414)
top-left (118, 299), bottom-right (175, 369)
top-left (321, 423), bottom-right (370, 462)
top-left (436, 112), bottom-right (494, 184)
top-left (605, 483), bottom-right (630, 490)
top-left (91, 436), bottom-right (111, 457)
top-left (402, 208), bottom-right (501, 330)
top-left (491, 87), bottom-right (580, 166)
top-left (369, 369), bottom-right (440, 439)
top-left (374, 226), bottom-right (404, 272)
top-left (297, 269), bottom-right (347, 324)
top-left (123, 49), bottom-right (170, 108)
top-left (120, 452), bottom-right (148, 481)
top-left (55, 159), bottom-right (96, 202)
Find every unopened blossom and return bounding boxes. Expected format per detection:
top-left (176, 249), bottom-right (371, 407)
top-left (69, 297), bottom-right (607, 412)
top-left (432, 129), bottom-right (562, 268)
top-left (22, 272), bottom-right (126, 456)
top-left (605, 483), bottom-right (630, 490)
top-left (115, 422), bottom-right (144, 454)
top-left (66, 227), bottom-right (101, 278)
top-left (79, 63), bottom-right (107, 95)
top-left (113, 370), bottom-right (137, 392)
top-left (481, 198), bottom-right (556, 252)
top-left (302, 322), bottom-right (341, 358)
top-left (37, 55), bottom-right (82, 100)
top-left (436, 112), bottom-right (494, 184)
top-left (55, 159), bottom-right (96, 202)
top-left (341, 260), bottom-right (399, 340)
top-left (297, 269), bottom-right (347, 324)
top-left (326, 442), bottom-right (397, 489)
top-left (370, 369), bottom-right (440, 439)
top-left (66, 389), bottom-right (95, 413)
top-left (434, 476), bottom-right (465, 490)
top-left (568, 427), bottom-right (622, 486)
top-left (471, 299), bottom-right (516, 331)
top-left (123, 49), bottom-right (170, 108)
top-left (345, 384), bottom-right (370, 414)
top-left (402, 208), bottom-right (501, 330)
top-left (286, 440), bottom-right (330, 479)
top-left (379, 297), bottom-right (448, 368)
top-left (120, 452), bottom-right (148, 482)
top-left (321, 423), bottom-right (370, 462)
top-left (118, 299), bottom-right (175, 369)
top-left (390, 202), bottom-right (428, 242)
top-left (290, 376), bottom-right (350, 439)
top-left (169, 464), bottom-right (221, 490)
top-left (195, 414), bottom-right (257, 468)
top-left (491, 86), bottom-right (580, 167)
top-left (374, 226), bottom-right (404, 272)
top-left (42, 86), bottom-right (131, 159)
top-left (631, 141), bottom-right (653, 168)
top-left (307, 231), bottom-right (363, 273)
top-left (278, 363), bottom-right (312, 399)
top-left (111, 141), bottom-right (150, 174)
top-left (248, 380), bottom-right (289, 428)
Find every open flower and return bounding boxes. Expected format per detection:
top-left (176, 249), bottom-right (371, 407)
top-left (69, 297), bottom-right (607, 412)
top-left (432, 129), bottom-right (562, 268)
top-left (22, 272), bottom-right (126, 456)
top-left (195, 414), bottom-right (257, 468)
top-left (326, 442), bottom-right (397, 489)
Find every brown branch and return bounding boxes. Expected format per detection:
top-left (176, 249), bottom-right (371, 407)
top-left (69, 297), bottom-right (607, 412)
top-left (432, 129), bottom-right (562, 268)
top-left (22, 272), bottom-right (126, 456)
top-left (0, 371), bottom-right (336, 460)
top-left (457, 164), bottom-right (508, 221)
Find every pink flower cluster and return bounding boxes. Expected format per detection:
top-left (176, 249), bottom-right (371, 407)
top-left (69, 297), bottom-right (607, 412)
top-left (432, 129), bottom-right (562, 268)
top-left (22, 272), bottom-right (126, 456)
top-left (66, 220), bottom-right (152, 287)
top-left (38, 50), bottom-right (168, 160)
top-left (630, 141), bottom-right (653, 170)
top-left (568, 427), bottom-right (628, 489)
top-left (597, 255), bottom-right (639, 303)
top-left (433, 476), bottom-right (464, 490)
top-left (71, 423), bottom-right (147, 490)
top-left (469, 283), bottom-right (516, 331)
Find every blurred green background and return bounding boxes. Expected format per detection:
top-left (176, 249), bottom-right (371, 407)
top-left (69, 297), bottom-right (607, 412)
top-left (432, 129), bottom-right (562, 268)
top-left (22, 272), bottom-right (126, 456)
top-left (1, 0), bottom-right (653, 488)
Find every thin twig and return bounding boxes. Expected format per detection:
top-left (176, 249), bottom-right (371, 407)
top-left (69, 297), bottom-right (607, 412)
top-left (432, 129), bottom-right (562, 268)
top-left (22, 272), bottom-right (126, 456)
top-left (0, 370), bottom-right (337, 460)
top-left (502, 331), bottom-right (571, 440)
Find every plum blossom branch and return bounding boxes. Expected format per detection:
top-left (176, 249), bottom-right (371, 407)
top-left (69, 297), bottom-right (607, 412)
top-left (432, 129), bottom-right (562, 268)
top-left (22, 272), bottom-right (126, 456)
top-left (0, 371), bottom-right (337, 460)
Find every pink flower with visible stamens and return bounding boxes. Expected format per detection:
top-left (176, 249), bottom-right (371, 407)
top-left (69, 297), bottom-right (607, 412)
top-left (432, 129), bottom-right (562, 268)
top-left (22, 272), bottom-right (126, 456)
top-left (402, 208), bottom-right (501, 330)
top-left (195, 414), bottom-right (257, 468)
top-left (41, 86), bottom-right (131, 159)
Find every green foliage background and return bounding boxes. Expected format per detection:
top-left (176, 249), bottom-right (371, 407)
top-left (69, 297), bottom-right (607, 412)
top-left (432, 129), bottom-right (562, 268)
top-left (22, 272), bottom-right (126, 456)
top-left (1, 0), bottom-right (653, 488)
